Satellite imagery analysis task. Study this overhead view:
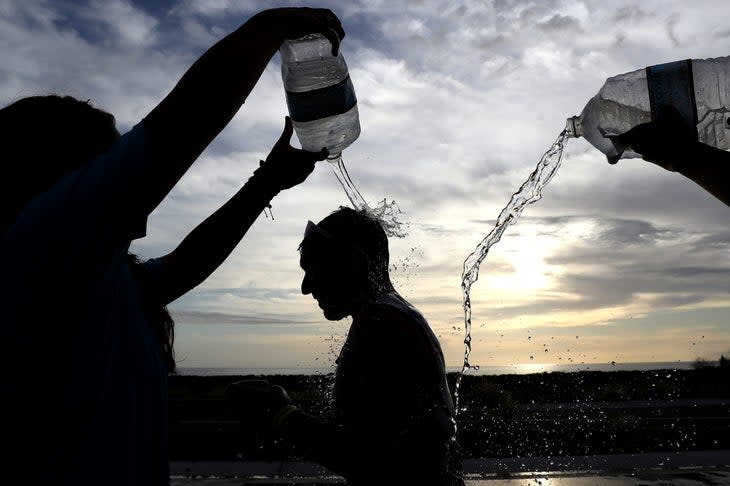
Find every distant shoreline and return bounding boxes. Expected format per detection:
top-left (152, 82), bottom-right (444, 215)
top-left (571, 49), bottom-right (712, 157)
top-left (176, 361), bottom-right (694, 376)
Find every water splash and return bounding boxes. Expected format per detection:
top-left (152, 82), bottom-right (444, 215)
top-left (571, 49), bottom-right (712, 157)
top-left (453, 130), bottom-right (570, 413)
top-left (329, 156), bottom-right (407, 238)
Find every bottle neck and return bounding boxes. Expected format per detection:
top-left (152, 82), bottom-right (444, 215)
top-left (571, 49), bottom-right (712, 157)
top-left (565, 116), bottom-right (581, 138)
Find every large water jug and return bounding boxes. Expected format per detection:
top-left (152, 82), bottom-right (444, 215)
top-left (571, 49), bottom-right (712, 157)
top-left (567, 56), bottom-right (730, 163)
top-left (280, 34), bottom-right (360, 159)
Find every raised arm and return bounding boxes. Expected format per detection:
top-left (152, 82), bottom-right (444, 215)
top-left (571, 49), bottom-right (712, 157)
top-left (672, 143), bottom-right (730, 206)
top-left (142, 8), bottom-right (344, 213)
top-left (150, 117), bottom-right (327, 305)
top-left (614, 110), bottom-right (730, 207)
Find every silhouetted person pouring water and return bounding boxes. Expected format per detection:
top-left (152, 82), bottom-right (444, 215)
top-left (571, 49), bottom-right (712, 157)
top-left (226, 207), bottom-right (465, 486)
top-left (0, 8), bottom-right (344, 486)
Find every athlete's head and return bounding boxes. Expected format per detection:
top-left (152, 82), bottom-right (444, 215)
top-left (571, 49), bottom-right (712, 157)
top-left (299, 207), bottom-right (393, 320)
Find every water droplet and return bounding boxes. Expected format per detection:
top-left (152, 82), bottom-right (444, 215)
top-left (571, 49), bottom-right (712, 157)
top-left (529, 355), bottom-right (534, 360)
top-left (329, 157), bottom-right (406, 238)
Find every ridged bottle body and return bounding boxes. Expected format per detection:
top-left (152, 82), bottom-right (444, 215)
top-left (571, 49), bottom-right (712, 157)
top-left (567, 56), bottom-right (730, 162)
top-left (280, 34), bottom-right (360, 158)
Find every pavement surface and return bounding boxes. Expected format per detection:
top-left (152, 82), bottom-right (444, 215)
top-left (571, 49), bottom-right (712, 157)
top-left (170, 450), bottom-right (730, 485)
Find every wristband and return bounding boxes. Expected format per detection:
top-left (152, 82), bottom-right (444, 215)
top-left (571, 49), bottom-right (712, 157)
top-left (271, 404), bottom-right (298, 433)
top-left (250, 160), bottom-right (279, 218)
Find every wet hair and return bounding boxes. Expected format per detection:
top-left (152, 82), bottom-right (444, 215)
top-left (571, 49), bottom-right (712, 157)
top-left (0, 95), bottom-right (119, 231)
top-left (315, 207), bottom-right (392, 289)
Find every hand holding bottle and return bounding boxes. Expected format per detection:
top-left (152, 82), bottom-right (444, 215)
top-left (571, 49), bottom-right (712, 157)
top-left (612, 107), bottom-right (697, 172)
top-left (254, 116), bottom-right (329, 192)
top-left (567, 56), bottom-right (730, 164)
top-left (613, 108), bottom-right (730, 207)
top-left (256, 7), bottom-right (345, 55)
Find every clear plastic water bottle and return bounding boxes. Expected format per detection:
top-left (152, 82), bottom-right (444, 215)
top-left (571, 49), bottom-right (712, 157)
top-left (280, 34), bottom-right (360, 159)
top-left (567, 56), bottom-right (730, 163)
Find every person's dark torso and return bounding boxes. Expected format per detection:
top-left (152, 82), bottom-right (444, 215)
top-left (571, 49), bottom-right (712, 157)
top-left (1, 123), bottom-right (169, 485)
top-left (332, 292), bottom-right (462, 485)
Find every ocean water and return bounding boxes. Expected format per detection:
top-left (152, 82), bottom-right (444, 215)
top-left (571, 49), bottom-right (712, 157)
top-left (176, 361), bottom-right (694, 376)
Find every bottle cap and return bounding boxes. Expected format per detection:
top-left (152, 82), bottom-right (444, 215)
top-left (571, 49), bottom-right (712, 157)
top-left (565, 116), bottom-right (580, 138)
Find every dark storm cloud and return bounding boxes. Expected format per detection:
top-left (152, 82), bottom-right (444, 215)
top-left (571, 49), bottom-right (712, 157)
top-left (661, 266), bottom-right (730, 279)
top-left (414, 223), bottom-right (460, 235)
top-left (544, 217), bottom-right (729, 274)
top-left (690, 231), bottom-right (730, 251)
top-left (537, 14), bottom-right (583, 33)
top-left (472, 34), bottom-right (510, 53)
top-left (612, 6), bottom-right (653, 23)
top-left (546, 242), bottom-right (729, 310)
top-left (493, 0), bottom-right (562, 16)
top-left (479, 263), bottom-right (730, 320)
top-left (465, 0), bottom-right (581, 55)
top-left (535, 165), bottom-right (730, 228)
top-left (564, 265), bottom-right (730, 300)
top-left (665, 15), bottom-right (681, 47)
top-left (648, 294), bottom-right (707, 308)
top-left (593, 218), bottom-right (675, 245)
top-left (177, 286), bottom-right (302, 302)
top-left (128, 0), bottom-right (173, 18)
top-left (484, 216), bottom-right (677, 246)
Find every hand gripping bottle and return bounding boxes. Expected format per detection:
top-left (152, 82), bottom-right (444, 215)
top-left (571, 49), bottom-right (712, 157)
top-left (280, 34), bottom-right (360, 160)
top-left (567, 56), bottom-right (730, 163)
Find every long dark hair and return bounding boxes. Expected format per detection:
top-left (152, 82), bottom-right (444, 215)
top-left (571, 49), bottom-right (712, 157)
top-left (127, 253), bottom-right (177, 373)
top-left (0, 95), bottom-right (176, 372)
top-left (0, 95), bottom-right (119, 233)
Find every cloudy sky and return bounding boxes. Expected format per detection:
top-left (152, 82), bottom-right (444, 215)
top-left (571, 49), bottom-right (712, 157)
top-left (2, 0), bottom-right (728, 371)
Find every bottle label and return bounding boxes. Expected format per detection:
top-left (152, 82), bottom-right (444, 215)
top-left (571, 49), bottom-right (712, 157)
top-left (285, 76), bottom-right (357, 123)
top-left (646, 59), bottom-right (698, 139)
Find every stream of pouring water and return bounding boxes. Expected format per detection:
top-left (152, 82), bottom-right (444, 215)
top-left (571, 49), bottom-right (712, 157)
top-left (329, 156), bottom-right (407, 238)
top-left (453, 130), bottom-right (570, 413)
